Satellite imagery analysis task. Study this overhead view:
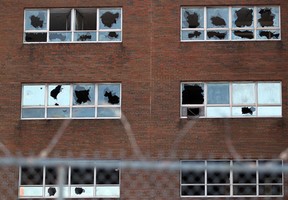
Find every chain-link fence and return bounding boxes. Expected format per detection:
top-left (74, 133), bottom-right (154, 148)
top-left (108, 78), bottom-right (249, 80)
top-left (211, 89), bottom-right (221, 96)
top-left (0, 156), bottom-right (287, 199)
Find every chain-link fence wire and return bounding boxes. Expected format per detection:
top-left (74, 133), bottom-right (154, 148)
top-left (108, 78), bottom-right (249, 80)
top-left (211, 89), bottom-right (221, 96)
top-left (0, 157), bottom-right (287, 199)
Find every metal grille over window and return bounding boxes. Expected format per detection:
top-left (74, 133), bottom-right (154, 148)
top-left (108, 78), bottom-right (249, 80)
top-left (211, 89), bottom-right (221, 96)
top-left (181, 6), bottom-right (280, 41)
top-left (24, 8), bottom-right (122, 43)
top-left (181, 81), bottom-right (282, 118)
top-left (21, 83), bottom-right (121, 119)
top-left (181, 160), bottom-right (283, 197)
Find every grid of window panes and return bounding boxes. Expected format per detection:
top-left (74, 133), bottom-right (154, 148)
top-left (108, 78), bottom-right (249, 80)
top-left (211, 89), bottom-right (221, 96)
top-left (24, 8), bottom-right (122, 43)
top-left (19, 163), bottom-right (120, 198)
top-left (181, 6), bottom-right (280, 41)
top-left (21, 83), bottom-right (121, 119)
top-left (181, 160), bottom-right (283, 197)
top-left (181, 82), bottom-right (282, 118)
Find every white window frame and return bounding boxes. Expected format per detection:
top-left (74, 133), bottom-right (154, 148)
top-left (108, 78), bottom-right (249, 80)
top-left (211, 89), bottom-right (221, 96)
top-left (18, 161), bottom-right (121, 199)
top-left (180, 81), bottom-right (282, 118)
top-left (181, 6), bottom-right (281, 42)
top-left (21, 83), bottom-right (121, 120)
top-left (24, 8), bottom-right (122, 43)
top-left (180, 160), bottom-right (284, 198)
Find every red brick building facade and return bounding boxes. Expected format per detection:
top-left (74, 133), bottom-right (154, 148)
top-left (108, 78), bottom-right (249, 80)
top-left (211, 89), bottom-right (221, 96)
top-left (0, 0), bottom-right (287, 199)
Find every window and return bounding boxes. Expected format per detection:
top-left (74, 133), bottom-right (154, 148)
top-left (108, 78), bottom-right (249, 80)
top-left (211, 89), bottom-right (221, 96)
top-left (180, 82), bottom-right (282, 118)
top-left (181, 160), bottom-right (283, 197)
top-left (19, 162), bottom-right (120, 198)
top-left (24, 8), bottom-right (122, 43)
top-left (181, 6), bottom-right (280, 41)
top-left (21, 83), bottom-right (121, 119)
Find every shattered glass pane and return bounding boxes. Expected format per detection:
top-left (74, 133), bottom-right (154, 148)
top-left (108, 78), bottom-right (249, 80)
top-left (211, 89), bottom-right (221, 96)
top-left (73, 84), bottom-right (95, 105)
top-left (98, 84), bottom-right (120, 105)
top-left (258, 106), bottom-right (282, 117)
top-left (97, 107), bottom-right (121, 118)
top-left (181, 107), bottom-right (205, 117)
top-left (232, 30), bottom-right (254, 40)
top-left (22, 85), bottom-right (45, 106)
top-left (71, 187), bottom-right (94, 197)
top-left (19, 187), bottom-right (43, 197)
top-left (182, 83), bottom-right (204, 105)
top-left (181, 30), bottom-right (204, 40)
top-left (258, 82), bottom-right (281, 104)
top-left (257, 7), bottom-right (279, 27)
top-left (257, 30), bottom-right (280, 40)
top-left (99, 31), bottom-right (122, 42)
top-left (47, 108), bottom-right (70, 118)
top-left (45, 187), bottom-right (69, 197)
top-left (182, 8), bottom-right (204, 28)
top-left (48, 85), bottom-right (70, 106)
top-left (22, 108), bottom-right (45, 118)
top-left (207, 83), bottom-right (229, 104)
top-left (95, 186), bottom-right (120, 197)
top-left (25, 10), bottom-right (47, 30)
top-left (232, 83), bottom-right (255, 104)
top-left (50, 9), bottom-right (71, 31)
top-left (72, 108), bottom-right (95, 118)
top-left (232, 7), bottom-right (254, 28)
top-left (25, 33), bottom-right (47, 42)
top-left (74, 32), bottom-right (96, 41)
top-left (207, 7), bottom-right (229, 28)
top-left (99, 9), bottom-right (121, 29)
top-left (232, 107), bottom-right (256, 116)
top-left (75, 9), bottom-right (97, 30)
top-left (49, 32), bottom-right (71, 42)
top-left (207, 107), bottom-right (230, 117)
top-left (207, 31), bottom-right (228, 40)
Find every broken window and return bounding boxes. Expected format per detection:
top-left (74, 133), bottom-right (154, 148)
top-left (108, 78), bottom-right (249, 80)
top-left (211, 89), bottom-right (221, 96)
top-left (24, 8), bottom-right (122, 43)
top-left (21, 83), bottom-right (121, 119)
top-left (180, 82), bottom-right (282, 118)
top-left (19, 162), bottom-right (120, 198)
top-left (181, 6), bottom-right (280, 41)
top-left (181, 160), bottom-right (283, 197)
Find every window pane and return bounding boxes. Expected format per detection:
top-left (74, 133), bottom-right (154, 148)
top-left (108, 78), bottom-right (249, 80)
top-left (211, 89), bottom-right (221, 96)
top-left (232, 30), bottom-right (254, 40)
top-left (257, 7), bottom-right (280, 27)
top-left (207, 185), bottom-right (230, 196)
top-left (25, 10), bottom-right (47, 30)
top-left (232, 7), bottom-right (254, 28)
top-left (181, 30), bottom-right (204, 41)
top-left (99, 31), bottom-right (121, 41)
top-left (207, 31), bottom-right (229, 40)
top-left (97, 107), bottom-right (121, 118)
top-left (74, 32), bottom-right (96, 42)
top-left (71, 186), bottom-right (94, 197)
top-left (45, 186), bottom-right (69, 197)
top-left (19, 187), bottom-right (43, 197)
top-left (48, 85), bottom-right (70, 106)
top-left (207, 83), bottom-right (229, 104)
top-left (182, 8), bottom-right (204, 28)
top-left (98, 84), bottom-right (120, 105)
top-left (182, 83), bottom-right (204, 105)
top-left (45, 167), bottom-right (68, 185)
top-left (181, 185), bottom-right (205, 196)
top-left (258, 82), bottom-right (281, 104)
top-left (259, 185), bottom-right (282, 196)
top-left (49, 32), bottom-right (72, 42)
top-left (233, 185), bottom-right (256, 195)
top-left (73, 84), bottom-right (95, 105)
top-left (47, 108), bottom-right (70, 118)
top-left (95, 186), bottom-right (120, 197)
top-left (232, 106), bottom-right (256, 116)
top-left (22, 108), bottom-right (45, 118)
top-left (71, 167), bottom-right (94, 184)
top-left (232, 83), bottom-right (255, 104)
top-left (22, 85), bottom-right (45, 106)
top-left (207, 7), bottom-right (229, 28)
top-left (50, 9), bottom-right (71, 31)
top-left (25, 33), bottom-right (47, 42)
top-left (96, 168), bottom-right (120, 184)
top-left (207, 161), bottom-right (230, 184)
top-left (233, 161), bottom-right (256, 184)
top-left (258, 160), bottom-right (282, 184)
top-left (99, 9), bottom-right (121, 29)
top-left (181, 161), bottom-right (205, 184)
top-left (72, 108), bottom-right (95, 118)
top-left (258, 106), bottom-right (281, 117)
top-left (257, 30), bottom-right (280, 40)
top-left (207, 107), bottom-right (230, 117)
top-left (21, 167), bottom-right (43, 185)
top-left (75, 9), bottom-right (97, 30)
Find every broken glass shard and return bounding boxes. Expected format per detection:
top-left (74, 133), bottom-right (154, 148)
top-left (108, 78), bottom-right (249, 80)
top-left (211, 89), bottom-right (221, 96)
top-left (182, 83), bottom-right (204, 104)
top-left (258, 82), bottom-right (281, 104)
top-left (181, 30), bottom-right (204, 40)
top-left (73, 84), bottom-right (94, 105)
top-left (99, 31), bottom-right (121, 41)
top-left (207, 83), bottom-right (229, 104)
top-left (207, 7), bottom-right (228, 28)
top-left (232, 83), bottom-right (255, 104)
top-left (99, 9), bottom-right (121, 29)
top-left (25, 10), bottom-right (47, 30)
top-left (182, 8), bottom-right (204, 28)
top-left (257, 7), bottom-right (279, 27)
top-left (232, 7), bottom-right (254, 28)
top-left (22, 85), bottom-right (45, 106)
top-left (48, 85), bottom-right (70, 106)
